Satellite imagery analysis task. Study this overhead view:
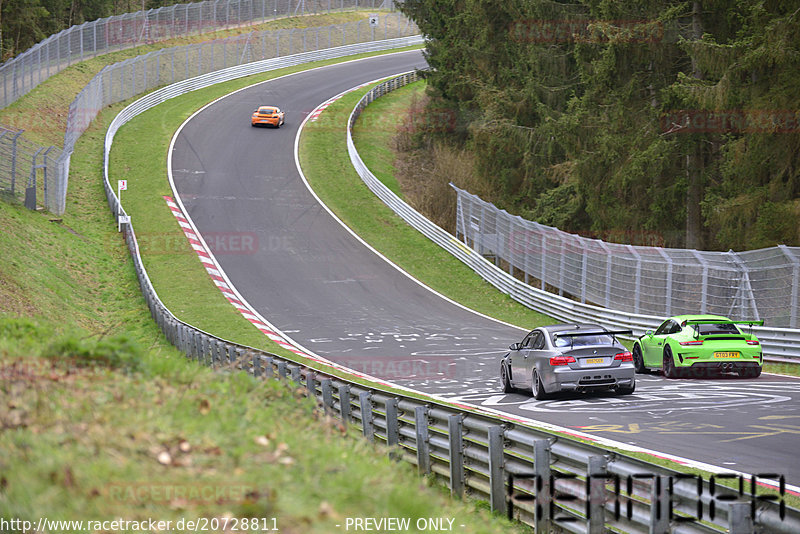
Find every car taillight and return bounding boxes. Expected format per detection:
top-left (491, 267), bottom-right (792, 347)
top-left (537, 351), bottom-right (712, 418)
top-left (549, 356), bottom-right (576, 366)
top-left (679, 340), bottom-right (704, 346)
top-left (746, 340), bottom-right (759, 345)
top-left (614, 351), bottom-right (633, 361)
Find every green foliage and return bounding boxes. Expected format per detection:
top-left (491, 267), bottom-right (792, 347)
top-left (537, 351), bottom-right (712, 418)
top-left (400, 0), bottom-right (800, 250)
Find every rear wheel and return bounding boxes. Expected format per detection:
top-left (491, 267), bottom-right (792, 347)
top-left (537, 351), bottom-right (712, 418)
top-left (663, 346), bottom-right (681, 379)
top-left (633, 344), bottom-right (647, 374)
top-left (501, 363), bottom-right (514, 393)
top-left (532, 368), bottom-right (549, 400)
top-left (738, 367), bottom-right (762, 378)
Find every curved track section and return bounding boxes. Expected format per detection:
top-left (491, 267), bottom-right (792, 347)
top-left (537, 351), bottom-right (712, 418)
top-left (170, 51), bottom-right (800, 486)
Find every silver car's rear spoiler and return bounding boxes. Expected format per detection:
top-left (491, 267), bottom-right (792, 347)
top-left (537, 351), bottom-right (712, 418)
top-left (554, 330), bottom-right (633, 339)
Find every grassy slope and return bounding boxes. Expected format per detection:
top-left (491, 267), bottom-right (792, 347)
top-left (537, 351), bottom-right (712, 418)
top-left (0, 15), bottom-right (526, 532)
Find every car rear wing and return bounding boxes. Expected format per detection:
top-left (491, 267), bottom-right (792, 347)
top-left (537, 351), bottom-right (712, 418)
top-left (554, 330), bottom-right (633, 339)
top-left (553, 330), bottom-right (633, 348)
top-left (682, 319), bottom-right (763, 339)
top-left (682, 319), bottom-right (764, 327)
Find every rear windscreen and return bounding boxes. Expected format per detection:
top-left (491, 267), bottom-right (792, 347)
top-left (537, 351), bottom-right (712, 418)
top-left (695, 323), bottom-right (740, 336)
top-left (553, 334), bottom-right (614, 347)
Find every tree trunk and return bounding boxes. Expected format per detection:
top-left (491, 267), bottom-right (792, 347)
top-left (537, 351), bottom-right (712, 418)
top-left (686, 0), bottom-right (704, 249)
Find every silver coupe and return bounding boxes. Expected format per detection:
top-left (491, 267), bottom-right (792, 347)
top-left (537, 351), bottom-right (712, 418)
top-left (500, 324), bottom-right (636, 399)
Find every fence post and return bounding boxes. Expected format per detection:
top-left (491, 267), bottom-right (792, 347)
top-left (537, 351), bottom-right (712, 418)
top-left (587, 455), bottom-right (607, 534)
top-left (650, 475), bottom-right (670, 533)
top-left (306, 370), bottom-right (316, 399)
top-left (263, 356), bottom-right (273, 379)
top-left (290, 365), bottom-right (301, 386)
top-left (415, 406), bottom-right (430, 475)
top-left (657, 248), bottom-right (673, 316)
top-left (728, 501), bottom-right (754, 534)
top-left (276, 360), bottom-right (287, 379)
top-left (488, 425), bottom-right (506, 514)
top-left (320, 378), bottom-right (333, 413)
top-left (253, 353), bottom-right (261, 377)
top-left (385, 397), bottom-right (399, 447)
top-left (692, 250), bottom-right (709, 314)
top-left (534, 439), bottom-right (552, 533)
top-left (359, 392), bottom-right (374, 441)
top-left (448, 414), bottom-right (464, 498)
top-left (778, 244), bottom-right (799, 328)
top-left (338, 384), bottom-right (351, 424)
top-left (628, 245), bottom-right (642, 314)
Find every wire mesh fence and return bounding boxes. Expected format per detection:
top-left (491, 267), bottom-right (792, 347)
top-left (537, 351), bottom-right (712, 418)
top-left (453, 187), bottom-right (800, 328)
top-left (0, 124), bottom-right (67, 213)
top-left (0, 0), bottom-right (398, 110)
top-left (2, 12), bottom-right (417, 216)
top-left (65, 12), bottom-right (417, 152)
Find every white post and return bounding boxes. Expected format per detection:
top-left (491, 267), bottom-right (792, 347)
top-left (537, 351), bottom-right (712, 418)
top-left (118, 179), bottom-right (128, 232)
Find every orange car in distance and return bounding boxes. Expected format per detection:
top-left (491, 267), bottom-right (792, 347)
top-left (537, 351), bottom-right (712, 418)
top-left (251, 106), bottom-right (285, 128)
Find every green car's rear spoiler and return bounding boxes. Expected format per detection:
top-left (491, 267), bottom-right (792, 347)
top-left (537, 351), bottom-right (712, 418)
top-left (683, 319), bottom-right (764, 327)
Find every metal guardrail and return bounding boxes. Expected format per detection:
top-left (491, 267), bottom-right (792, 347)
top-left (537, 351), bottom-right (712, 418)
top-left (99, 50), bottom-right (800, 533)
top-left (346, 72), bottom-right (800, 364)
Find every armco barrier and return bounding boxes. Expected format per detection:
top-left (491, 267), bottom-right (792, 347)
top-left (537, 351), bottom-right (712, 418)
top-left (101, 48), bottom-right (800, 532)
top-left (346, 72), bottom-right (800, 364)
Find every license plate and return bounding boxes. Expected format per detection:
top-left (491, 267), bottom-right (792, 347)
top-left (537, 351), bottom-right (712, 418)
top-left (714, 352), bottom-right (740, 358)
top-left (585, 358), bottom-right (604, 364)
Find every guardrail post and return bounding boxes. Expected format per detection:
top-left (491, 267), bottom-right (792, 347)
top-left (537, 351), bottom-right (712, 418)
top-left (264, 356), bottom-right (273, 379)
top-left (191, 331), bottom-right (200, 360)
top-left (415, 406), bottom-right (430, 475)
top-left (227, 345), bottom-right (236, 366)
top-left (488, 425), bottom-right (506, 514)
top-left (253, 353), bottom-right (261, 377)
top-left (338, 384), bottom-right (351, 423)
top-left (276, 360), bottom-right (287, 379)
top-left (448, 414), bottom-right (464, 498)
top-left (587, 455), bottom-right (607, 534)
top-left (211, 339), bottom-right (219, 368)
top-left (650, 475), bottom-right (670, 533)
top-left (320, 379), bottom-right (333, 413)
top-left (534, 439), bottom-right (552, 533)
top-left (728, 501), bottom-right (754, 534)
top-left (306, 370), bottom-right (316, 399)
top-left (290, 365), bottom-right (301, 386)
top-left (385, 398), bottom-right (399, 447)
top-left (359, 392), bottom-right (374, 441)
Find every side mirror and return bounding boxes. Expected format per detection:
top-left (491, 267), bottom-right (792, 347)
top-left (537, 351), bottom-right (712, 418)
top-left (645, 330), bottom-right (654, 337)
top-left (509, 342), bottom-right (522, 351)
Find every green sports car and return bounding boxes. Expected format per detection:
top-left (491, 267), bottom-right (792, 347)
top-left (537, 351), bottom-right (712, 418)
top-left (632, 315), bottom-right (763, 379)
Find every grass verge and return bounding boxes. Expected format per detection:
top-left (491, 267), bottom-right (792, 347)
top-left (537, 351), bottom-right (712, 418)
top-left (0, 316), bottom-right (525, 532)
